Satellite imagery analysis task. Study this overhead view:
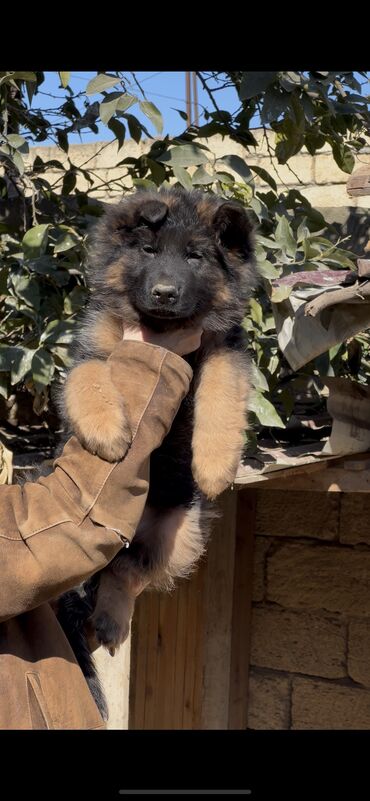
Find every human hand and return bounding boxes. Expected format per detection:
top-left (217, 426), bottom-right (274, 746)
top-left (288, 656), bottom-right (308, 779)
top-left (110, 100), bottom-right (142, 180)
top-left (122, 324), bottom-right (203, 356)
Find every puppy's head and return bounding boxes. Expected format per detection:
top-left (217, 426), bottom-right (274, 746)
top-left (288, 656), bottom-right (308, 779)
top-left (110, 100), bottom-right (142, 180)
top-left (88, 188), bottom-right (257, 332)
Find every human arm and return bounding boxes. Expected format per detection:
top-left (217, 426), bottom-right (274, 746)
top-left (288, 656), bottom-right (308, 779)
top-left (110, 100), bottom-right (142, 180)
top-left (0, 336), bottom-right (196, 622)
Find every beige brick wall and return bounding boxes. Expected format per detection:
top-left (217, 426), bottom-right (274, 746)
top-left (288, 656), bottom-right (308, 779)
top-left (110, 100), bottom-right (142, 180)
top-left (26, 129), bottom-right (370, 209)
top-left (248, 490), bottom-right (370, 730)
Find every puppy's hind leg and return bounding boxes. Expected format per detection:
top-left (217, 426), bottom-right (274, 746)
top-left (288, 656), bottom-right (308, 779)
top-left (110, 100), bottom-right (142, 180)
top-left (88, 499), bottom-right (218, 655)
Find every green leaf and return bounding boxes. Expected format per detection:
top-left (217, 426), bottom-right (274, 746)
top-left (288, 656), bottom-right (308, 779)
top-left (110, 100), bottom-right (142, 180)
top-left (51, 345), bottom-right (73, 369)
top-left (0, 144), bottom-right (25, 175)
top-left (32, 348), bottom-right (55, 391)
top-left (275, 215), bottom-right (297, 258)
top-left (172, 165), bottom-right (193, 190)
top-left (12, 349), bottom-right (34, 384)
top-left (0, 374), bottom-right (8, 399)
top-left (41, 319), bottom-right (75, 345)
top-left (274, 116), bottom-right (305, 164)
top-left (270, 284), bottom-right (293, 303)
top-left (86, 73), bottom-right (120, 95)
top-left (175, 108), bottom-right (188, 121)
top-left (126, 114), bottom-right (142, 143)
top-left (248, 390), bottom-right (285, 428)
top-left (7, 134), bottom-right (29, 155)
top-left (26, 256), bottom-right (56, 275)
top-left (261, 85), bottom-right (289, 124)
top-left (11, 274), bottom-right (40, 310)
top-left (249, 196), bottom-right (264, 219)
top-left (296, 219), bottom-right (310, 243)
top-left (54, 230), bottom-right (79, 253)
top-left (132, 178), bottom-right (157, 190)
top-left (63, 286), bottom-right (87, 314)
top-left (59, 72), bottom-right (71, 88)
top-left (22, 225), bottom-right (50, 259)
top-left (0, 346), bottom-right (34, 385)
top-left (100, 92), bottom-right (136, 124)
top-left (217, 154), bottom-right (252, 183)
top-left (249, 298), bottom-right (264, 327)
top-left (251, 362), bottom-right (269, 392)
top-left (107, 117), bottom-right (126, 150)
top-left (302, 238), bottom-right (321, 260)
top-left (146, 158), bottom-right (166, 186)
top-left (250, 165), bottom-right (277, 191)
top-left (25, 79), bottom-right (36, 106)
top-left (257, 260), bottom-right (281, 279)
top-left (329, 343), bottom-right (343, 362)
top-left (305, 131), bottom-right (326, 156)
top-left (139, 100), bottom-right (163, 134)
top-left (332, 142), bottom-right (355, 174)
top-left (0, 346), bottom-right (19, 372)
top-left (192, 165), bottom-right (214, 185)
top-left (11, 71), bottom-right (37, 82)
top-left (57, 129), bottom-right (68, 153)
top-left (62, 170), bottom-right (76, 195)
top-left (215, 171), bottom-right (235, 185)
top-left (239, 72), bottom-right (278, 100)
top-left (157, 144), bottom-right (209, 167)
top-left (256, 234), bottom-right (280, 250)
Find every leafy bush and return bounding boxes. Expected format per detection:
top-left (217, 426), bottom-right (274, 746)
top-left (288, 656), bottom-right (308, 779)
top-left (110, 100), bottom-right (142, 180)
top-left (1, 71), bottom-right (370, 434)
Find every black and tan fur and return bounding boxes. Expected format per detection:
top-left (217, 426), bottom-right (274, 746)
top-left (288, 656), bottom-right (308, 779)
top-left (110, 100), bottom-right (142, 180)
top-left (57, 187), bottom-right (257, 717)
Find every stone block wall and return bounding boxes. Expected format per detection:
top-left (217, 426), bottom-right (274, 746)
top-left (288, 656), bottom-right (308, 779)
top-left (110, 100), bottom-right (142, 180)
top-left (26, 129), bottom-right (370, 209)
top-left (248, 489), bottom-right (370, 729)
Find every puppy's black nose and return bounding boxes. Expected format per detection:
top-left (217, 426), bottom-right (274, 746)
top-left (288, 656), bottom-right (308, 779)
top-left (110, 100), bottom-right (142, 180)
top-left (151, 284), bottom-right (179, 304)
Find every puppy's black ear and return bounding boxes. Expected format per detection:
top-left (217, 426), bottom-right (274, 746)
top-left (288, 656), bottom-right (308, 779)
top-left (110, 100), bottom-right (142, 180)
top-left (137, 199), bottom-right (168, 228)
top-left (213, 202), bottom-right (254, 258)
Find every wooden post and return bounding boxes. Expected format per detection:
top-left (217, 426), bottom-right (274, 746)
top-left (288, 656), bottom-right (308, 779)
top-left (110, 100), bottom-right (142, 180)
top-left (129, 488), bottom-right (257, 729)
top-left (95, 639), bottom-right (131, 729)
top-left (228, 490), bottom-right (257, 728)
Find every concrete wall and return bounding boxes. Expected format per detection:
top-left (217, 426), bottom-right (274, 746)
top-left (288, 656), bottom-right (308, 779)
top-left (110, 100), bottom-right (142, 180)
top-left (248, 490), bottom-right (370, 729)
top-left (28, 129), bottom-right (370, 208)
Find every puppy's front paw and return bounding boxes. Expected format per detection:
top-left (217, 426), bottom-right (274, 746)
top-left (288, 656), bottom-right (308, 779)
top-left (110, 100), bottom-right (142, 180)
top-left (192, 431), bottom-right (241, 499)
top-left (192, 425), bottom-right (244, 499)
top-left (64, 360), bottom-right (132, 462)
top-left (192, 457), bottom-right (234, 500)
top-left (74, 415), bottom-right (131, 463)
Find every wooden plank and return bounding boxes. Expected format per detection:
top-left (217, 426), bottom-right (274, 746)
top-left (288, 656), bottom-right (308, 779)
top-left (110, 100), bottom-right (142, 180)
top-left (172, 575), bottom-right (189, 729)
top-left (180, 575), bottom-right (200, 728)
top-left (228, 490), bottom-right (257, 729)
top-left (156, 589), bottom-right (179, 728)
top-left (235, 451), bottom-right (370, 490)
top-left (95, 639), bottom-right (131, 729)
top-left (186, 566), bottom-right (206, 728)
top-left (129, 490), bottom-right (239, 729)
top-left (142, 592), bottom-right (161, 729)
top-left (243, 466), bottom-right (370, 493)
top-left (200, 490), bottom-right (238, 728)
top-left (128, 591), bottom-right (149, 729)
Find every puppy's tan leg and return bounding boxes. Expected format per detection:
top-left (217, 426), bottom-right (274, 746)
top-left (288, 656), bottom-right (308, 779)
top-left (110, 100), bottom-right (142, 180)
top-left (192, 349), bottom-right (250, 499)
top-left (87, 566), bottom-right (147, 655)
top-left (89, 501), bottom-right (215, 654)
top-left (64, 360), bottom-right (132, 462)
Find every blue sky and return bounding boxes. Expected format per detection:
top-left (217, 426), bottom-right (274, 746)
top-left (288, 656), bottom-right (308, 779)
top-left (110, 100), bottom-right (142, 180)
top-left (31, 72), bottom-right (241, 145)
top-left (29, 71), bottom-right (370, 147)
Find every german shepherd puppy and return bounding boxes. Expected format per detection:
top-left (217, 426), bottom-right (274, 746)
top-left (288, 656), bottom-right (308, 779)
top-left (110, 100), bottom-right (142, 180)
top-left (57, 187), bottom-right (257, 718)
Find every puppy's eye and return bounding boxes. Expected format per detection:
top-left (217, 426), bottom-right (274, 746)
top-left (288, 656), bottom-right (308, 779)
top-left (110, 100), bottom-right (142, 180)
top-left (187, 252), bottom-right (202, 261)
top-left (142, 244), bottom-right (156, 255)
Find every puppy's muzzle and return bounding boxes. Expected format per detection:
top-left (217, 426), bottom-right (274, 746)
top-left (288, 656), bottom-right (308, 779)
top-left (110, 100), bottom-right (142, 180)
top-left (151, 284), bottom-right (179, 305)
